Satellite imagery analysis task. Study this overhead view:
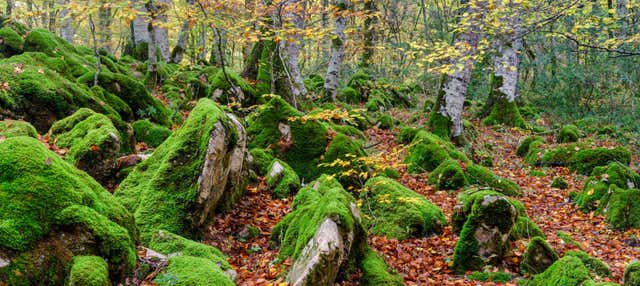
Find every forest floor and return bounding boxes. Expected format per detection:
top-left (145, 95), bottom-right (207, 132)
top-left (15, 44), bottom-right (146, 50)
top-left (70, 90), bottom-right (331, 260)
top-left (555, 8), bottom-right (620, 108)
top-left (205, 108), bottom-right (640, 286)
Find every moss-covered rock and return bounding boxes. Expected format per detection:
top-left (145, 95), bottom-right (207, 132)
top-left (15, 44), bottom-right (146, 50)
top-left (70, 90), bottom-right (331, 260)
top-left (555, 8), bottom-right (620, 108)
top-left (575, 162), bottom-right (640, 212)
top-left (67, 256), bottom-right (110, 286)
top-left (510, 216), bottom-right (545, 241)
top-left (599, 186), bottom-right (640, 230)
top-left (0, 27), bottom-right (24, 57)
top-left (319, 132), bottom-right (367, 188)
top-left (246, 95), bottom-right (329, 180)
top-left (525, 255), bottom-right (593, 286)
top-left (452, 195), bottom-right (518, 272)
top-left (468, 271), bottom-right (512, 283)
top-left (517, 136), bottom-right (544, 157)
top-left (115, 98), bottom-right (246, 243)
top-left (0, 120), bottom-right (37, 138)
top-left (49, 108), bottom-right (121, 183)
top-left (466, 164), bottom-right (522, 196)
top-left (249, 148), bottom-right (275, 176)
top-left (267, 159), bottom-right (301, 198)
top-left (154, 256), bottom-right (235, 286)
top-left (362, 177), bottom-right (446, 239)
top-left (359, 247), bottom-right (404, 286)
top-left (339, 86), bottom-right (361, 104)
top-left (397, 126), bottom-right (421, 144)
top-left (209, 69), bottom-right (258, 106)
top-left (132, 119), bottom-right (172, 148)
top-left (451, 189), bottom-right (527, 234)
top-left (428, 159), bottom-right (467, 190)
top-left (557, 124), bottom-right (579, 143)
top-left (551, 176), bottom-right (569, 189)
top-left (482, 80), bottom-right (527, 129)
top-left (0, 136), bottom-right (136, 285)
top-left (624, 261), bottom-right (640, 286)
top-left (521, 237), bottom-right (558, 275)
top-left (564, 250), bottom-right (612, 278)
top-left (377, 114), bottom-right (394, 129)
top-left (77, 71), bottom-right (171, 126)
top-left (570, 147), bottom-right (632, 175)
top-left (405, 130), bottom-right (468, 173)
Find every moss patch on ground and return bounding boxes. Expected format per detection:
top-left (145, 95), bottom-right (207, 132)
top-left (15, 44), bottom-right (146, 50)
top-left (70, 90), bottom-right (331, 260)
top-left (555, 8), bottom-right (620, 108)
top-left (67, 256), bottom-right (110, 286)
top-left (0, 120), bottom-right (37, 138)
top-left (132, 119), bottom-right (172, 148)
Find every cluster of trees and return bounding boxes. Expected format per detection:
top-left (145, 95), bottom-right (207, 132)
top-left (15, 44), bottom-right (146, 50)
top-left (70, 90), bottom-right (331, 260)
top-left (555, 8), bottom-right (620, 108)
top-left (3, 0), bottom-right (639, 138)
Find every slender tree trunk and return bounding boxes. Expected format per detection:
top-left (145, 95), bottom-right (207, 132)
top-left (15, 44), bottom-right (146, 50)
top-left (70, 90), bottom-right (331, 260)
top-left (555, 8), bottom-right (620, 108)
top-left (88, 15), bottom-right (101, 87)
top-left (147, 0), bottom-right (159, 86)
top-left (279, 0), bottom-right (308, 99)
top-left (170, 0), bottom-right (194, 63)
top-left (5, 0), bottom-right (13, 17)
top-left (198, 23), bottom-right (207, 62)
top-left (129, 0), bottom-right (150, 60)
top-left (617, 0), bottom-right (628, 37)
top-left (27, 0), bottom-right (34, 27)
top-left (98, 2), bottom-right (112, 52)
top-left (58, 0), bottom-right (74, 43)
top-left (48, 0), bottom-right (56, 32)
top-left (210, 28), bottom-right (227, 67)
top-left (154, 0), bottom-right (171, 62)
top-left (420, 0), bottom-right (430, 43)
top-left (360, 0), bottom-right (377, 69)
top-left (428, 0), bottom-right (485, 140)
top-left (324, 0), bottom-right (349, 102)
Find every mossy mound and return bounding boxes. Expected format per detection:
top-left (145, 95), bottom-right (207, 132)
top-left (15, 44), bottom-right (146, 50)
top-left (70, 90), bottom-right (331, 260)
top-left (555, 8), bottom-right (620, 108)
top-left (557, 124), bottom-right (579, 143)
top-left (517, 136), bottom-right (544, 157)
top-left (405, 130), bottom-right (468, 173)
top-left (482, 92), bottom-right (527, 129)
top-left (551, 176), bottom-right (569, 189)
top-left (468, 271), bottom-right (512, 283)
top-left (397, 126), bottom-right (421, 144)
top-left (67, 256), bottom-right (110, 286)
top-left (0, 136), bottom-right (136, 285)
top-left (319, 132), bottom-right (368, 188)
top-left (465, 164), bottom-right (522, 196)
top-left (0, 27), bottom-right (24, 57)
top-left (162, 66), bottom-right (218, 103)
top-left (527, 143), bottom-right (632, 175)
top-left (377, 114), bottom-right (394, 129)
top-left (303, 74), bottom-right (325, 94)
top-left (599, 186), bottom-right (640, 230)
top-left (452, 194), bottom-right (518, 272)
top-left (359, 247), bottom-right (404, 286)
top-left (0, 120), bottom-right (37, 138)
top-left (149, 230), bottom-right (235, 286)
top-left (361, 177), bottom-right (446, 240)
top-left (521, 237), bottom-right (559, 275)
top-left (132, 119), bottom-right (172, 148)
top-left (49, 108), bottom-right (121, 183)
top-left (115, 98), bottom-right (240, 243)
top-left (624, 261), bottom-right (640, 286)
top-left (210, 69), bottom-right (258, 106)
top-left (523, 255), bottom-right (593, 286)
top-left (339, 86), bottom-right (361, 104)
top-left (250, 148), bottom-right (275, 176)
top-left (23, 28), bottom-right (93, 78)
top-left (267, 159), bottom-right (301, 198)
top-left (565, 250), bottom-right (612, 278)
top-left (428, 159), bottom-right (467, 190)
top-left (574, 162), bottom-right (640, 212)
top-left (77, 71), bottom-right (171, 126)
top-left (510, 216), bottom-right (545, 241)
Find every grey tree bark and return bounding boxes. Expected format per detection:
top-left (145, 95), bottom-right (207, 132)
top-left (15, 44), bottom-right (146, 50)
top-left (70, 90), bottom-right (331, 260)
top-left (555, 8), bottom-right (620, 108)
top-left (170, 0), bottom-right (195, 64)
top-left (132, 0), bottom-right (150, 45)
top-left (360, 0), bottom-right (377, 69)
top-left (58, 0), bottom-right (74, 43)
top-left (147, 0), bottom-right (159, 85)
top-left (154, 0), bottom-right (171, 62)
top-left (5, 0), bottom-right (12, 17)
top-left (98, 2), bottom-right (112, 52)
top-left (324, 0), bottom-right (349, 102)
top-left (279, 0), bottom-right (308, 98)
top-left (617, 0), bottom-right (628, 37)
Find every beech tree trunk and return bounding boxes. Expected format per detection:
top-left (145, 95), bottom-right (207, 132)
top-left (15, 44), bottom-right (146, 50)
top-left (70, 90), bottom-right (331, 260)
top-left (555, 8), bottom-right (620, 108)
top-left (360, 0), bottom-right (377, 69)
top-left (147, 0), bottom-right (159, 86)
top-left (428, 0), bottom-right (485, 140)
top-left (58, 0), bottom-right (74, 43)
top-left (129, 0), bottom-right (150, 60)
top-left (98, 2), bottom-right (112, 52)
top-left (154, 0), bottom-right (171, 62)
top-left (170, 0), bottom-right (195, 64)
top-left (617, 0), bottom-right (628, 37)
top-left (5, 0), bottom-right (12, 17)
top-left (324, 0), bottom-right (349, 102)
top-left (279, 0), bottom-right (308, 99)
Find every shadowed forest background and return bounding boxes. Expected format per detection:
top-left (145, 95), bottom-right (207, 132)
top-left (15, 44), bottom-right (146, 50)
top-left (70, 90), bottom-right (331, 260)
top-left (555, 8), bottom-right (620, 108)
top-left (0, 0), bottom-right (639, 285)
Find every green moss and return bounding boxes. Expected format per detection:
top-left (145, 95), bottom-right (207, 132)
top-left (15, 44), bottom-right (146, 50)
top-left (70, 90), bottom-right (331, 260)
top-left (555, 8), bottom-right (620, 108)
top-left (557, 125), bottom-right (579, 143)
top-left (360, 247), bottom-right (404, 285)
top-left (114, 98), bottom-right (236, 243)
top-left (529, 170), bottom-right (546, 177)
top-left (517, 136), bottom-right (544, 157)
top-left (23, 29), bottom-right (91, 78)
top-left (77, 71), bottom-right (171, 126)
top-left (339, 86), bottom-right (361, 104)
top-left (271, 175), bottom-right (358, 260)
top-left (398, 127), bottom-right (421, 144)
top-left (149, 230), bottom-right (231, 270)
top-left (303, 74), bottom-right (325, 93)
top-left (524, 140), bottom-right (545, 165)
top-left (451, 188), bottom-right (526, 234)
top-left (427, 110), bottom-right (452, 139)
top-left (428, 159), bottom-right (467, 190)
top-left (565, 250), bottom-right (612, 278)
top-left (377, 114), bottom-right (394, 129)
top-left (556, 231), bottom-right (582, 249)
top-left (569, 147), bottom-right (632, 175)
top-left (328, 123), bottom-right (366, 141)
top-left (154, 256), bottom-right (234, 286)
top-left (624, 261), bottom-right (640, 286)
top-left (405, 131), bottom-right (467, 173)
top-left (366, 89), bottom-right (391, 112)
top-left (600, 186), bottom-right (640, 230)
top-left (267, 159), bottom-right (301, 198)
top-left (209, 69), bottom-right (257, 105)
top-left (452, 195), bottom-right (517, 272)
top-left (521, 237), bottom-right (558, 275)
top-left (246, 95), bottom-right (329, 180)
top-left (510, 216), bottom-right (545, 241)
top-left (0, 27), bottom-right (24, 57)
top-left (575, 162), bottom-right (640, 212)
top-left (132, 119), bottom-right (172, 148)
top-left (67, 256), bottom-right (110, 286)
top-left (361, 177), bottom-right (446, 239)
top-left (526, 255), bottom-right (593, 286)
top-left (551, 176), bottom-right (568, 189)
top-left (249, 148), bottom-right (275, 176)
top-left (466, 164), bottom-right (522, 196)
top-left (468, 271), bottom-right (512, 283)
top-left (319, 133), bottom-right (367, 187)
top-left (483, 76), bottom-right (527, 128)
top-left (0, 120), bottom-right (38, 138)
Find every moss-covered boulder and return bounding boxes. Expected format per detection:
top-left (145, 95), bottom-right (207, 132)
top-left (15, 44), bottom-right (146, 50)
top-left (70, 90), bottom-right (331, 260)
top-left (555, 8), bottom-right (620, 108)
top-left (452, 189), bottom-right (524, 233)
top-left (510, 216), bottom-right (545, 241)
top-left (339, 86), bottom-right (361, 104)
top-left (405, 130), bottom-right (468, 173)
top-left (250, 148), bottom-right (275, 176)
top-left (49, 108), bottom-right (121, 183)
top-left (210, 69), bottom-right (258, 106)
top-left (575, 162), bottom-right (640, 212)
top-left (523, 255), bottom-right (593, 286)
top-left (398, 126), bottom-right (421, 144)
top-left (557, 124), bottom-right (579, 143)
top-left (428, 159), bottom-right (467, 190)
top-left (149, 230), bottom-right (235, 285)
top-left (0, 137), bottom-right (136, 285)
top-left (0, 120), bottom-right (37, 138)
top-left (564, 250), bottom-right (612, 278)
top-left (271, 175), bottom-right (364, 285)
top-left (624, 261), bottom-right (640, 286)
top-left (0, 27), bottom-right (24, 57)
top-left (551, 176), bottom-right (568, 189)
top-left (465, 164), bottom-right (522, 196)
top-left (132, 119), bottom-right (172, 148)
top-left (377, 114), bottom-right (394, 129)
top-left (527, 143), bottom-right (632, 175)
top-left (517, 136), bottom-right (544, 157)
top-left (521, 237), bottom-right (559, 275)
top-left (452, 194), bottom-right (518, 272)
top-left (361, 177), bottom-right (447, 239)
top-left (115, 98), bottom-right (249, 243)
top-left (359, 247), bottom-right (404, 286)
top-left (67, 256), bottom-right (110, 286)
top-left (267, 159), bottom-right (301, 198)
top-left (318, 132), bottom-right (368, 188)
top-left (599, 186), bottom-right (640, 230)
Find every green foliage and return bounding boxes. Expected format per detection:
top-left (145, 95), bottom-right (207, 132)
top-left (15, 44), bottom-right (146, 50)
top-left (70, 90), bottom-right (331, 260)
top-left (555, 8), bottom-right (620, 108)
top-left (267, 159), bottom-right (301, 198)
top-left (525, 255), bottom-right (593, 286)
top-left (517, 136), bottom-right (544, 157)
top-left (67, 256), bottom-right (110, 286)
top-left (624, 261), bottom-right (640, 286)
top-left (521, 237), bottom-right (558, 275)
top-left (600, 186), bottom-right (640, 230)
top-left (154, 256), bottom-right (234, 286)
top-left (0, 120), bottom-right (38, 138)
top-left (564, 250), bottom-right (611, 278)
top-left (0, 27), bottom-right (24, 57)
top-left (362, 177), bottom-right (446, 240)
top-left (377, 114), bottom-right (394, 129)
top-left (360, 247), bottom-right (404, 285)
top-left (271, 175), bottom-right (358, 260)
top-left (339, 86), bottom-right (361, 104)
top-left (397, 127), bottom-right (421, 144)
top-left (557, 125), bottom-right (579, 143)
top-left (132, 119), bottom-right (172, 148)
top-left (428, 159), bottom-right (467, 190)
top-left (551, 176), bottom-right (568, 189)
top-left (149, 230), bottom-right (231, 270)
top-left (468, 271), bottom-right (512, 283)
top-left (114, 98), bottom-right (236, 243)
